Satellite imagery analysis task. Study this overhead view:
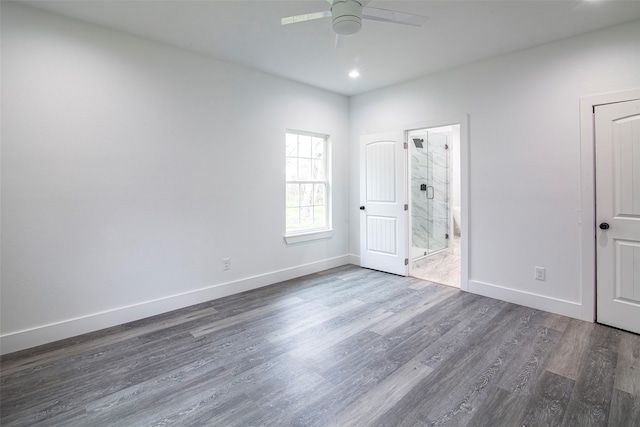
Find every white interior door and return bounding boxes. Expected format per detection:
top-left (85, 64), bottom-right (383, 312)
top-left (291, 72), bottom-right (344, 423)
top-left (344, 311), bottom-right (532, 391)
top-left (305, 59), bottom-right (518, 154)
top-left (595, 98), bottom-right (640, 334)
top-left (359, 132), bottom-right (407, 276)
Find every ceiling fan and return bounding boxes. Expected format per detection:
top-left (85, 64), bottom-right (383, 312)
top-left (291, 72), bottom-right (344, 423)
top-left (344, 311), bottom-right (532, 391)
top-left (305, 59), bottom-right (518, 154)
top-left (281, 0), bottom-right (427, 36)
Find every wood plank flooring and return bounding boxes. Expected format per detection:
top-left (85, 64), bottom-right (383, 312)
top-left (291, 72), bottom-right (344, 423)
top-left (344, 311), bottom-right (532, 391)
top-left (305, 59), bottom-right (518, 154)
top-left (1, 265), bottom-right (639, 426)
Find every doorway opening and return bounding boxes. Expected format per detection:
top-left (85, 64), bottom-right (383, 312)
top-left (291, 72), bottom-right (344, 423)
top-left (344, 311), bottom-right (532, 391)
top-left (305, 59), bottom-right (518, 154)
top-left (408, 124), bottom-right (461, 287)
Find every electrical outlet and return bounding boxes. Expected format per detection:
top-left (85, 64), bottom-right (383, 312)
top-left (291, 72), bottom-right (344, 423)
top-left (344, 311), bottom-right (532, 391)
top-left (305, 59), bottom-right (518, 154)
top-left (535, 267), bottom-right (545, 281)
top-left (222, 258), bottom-right (231, 271)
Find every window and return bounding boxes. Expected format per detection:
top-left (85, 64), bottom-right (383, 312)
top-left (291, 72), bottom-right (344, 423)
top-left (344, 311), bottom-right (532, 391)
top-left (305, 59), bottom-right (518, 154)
top-left (285, 130), bottom-right (331, 240)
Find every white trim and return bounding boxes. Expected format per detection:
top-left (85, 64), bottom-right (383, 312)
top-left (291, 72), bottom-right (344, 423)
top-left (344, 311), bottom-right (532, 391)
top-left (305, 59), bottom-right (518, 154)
top-left (285, 128), bottom-right (329, 139)
top-left (0, 255), bottom-right (350, 355)
top-left (284, 229), bottom-right (333, 244)
top-left (402, 114), bottom-right (470, 292)
top-left (579, 88), bottom-right (640, 322)
top-left (349, 254), bottom-right (361, 265)
top-left (468, 280), bottom-right (583, 319)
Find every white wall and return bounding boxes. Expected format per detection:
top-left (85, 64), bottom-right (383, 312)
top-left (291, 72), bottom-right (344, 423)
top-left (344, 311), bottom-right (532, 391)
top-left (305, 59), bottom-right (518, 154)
top-left (0, 2), bottom-right (350, 354)
top-left (4, 2), bottom-right (640, 355)
top-left (349, 19), bottom-right (640, 319)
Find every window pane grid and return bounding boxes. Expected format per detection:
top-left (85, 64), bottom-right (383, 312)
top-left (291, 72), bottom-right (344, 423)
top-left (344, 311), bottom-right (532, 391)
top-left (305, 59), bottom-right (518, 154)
top-left (286, 131), bottom-right (329, 233)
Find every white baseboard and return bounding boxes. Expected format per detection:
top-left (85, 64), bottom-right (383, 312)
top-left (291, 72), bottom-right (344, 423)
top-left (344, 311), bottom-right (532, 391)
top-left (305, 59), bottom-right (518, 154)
top-left (0, 255), bottom-right (351, 355)
top-left (349, 254), bottom-right (361, 266)
top-left (467, 279), bottom-right (585, 320)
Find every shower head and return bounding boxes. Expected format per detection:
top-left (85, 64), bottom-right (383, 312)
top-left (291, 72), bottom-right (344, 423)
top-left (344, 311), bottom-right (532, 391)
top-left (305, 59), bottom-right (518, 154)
top-left (413, 138), bottom-right (424, 148)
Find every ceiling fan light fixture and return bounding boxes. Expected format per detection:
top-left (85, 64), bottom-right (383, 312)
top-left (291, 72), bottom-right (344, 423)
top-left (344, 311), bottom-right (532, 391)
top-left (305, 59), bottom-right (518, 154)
top-left (281, 0), bottom-right (427, 40)
top-left (332, 0), bottom-right (363, 35)
top-left (333, 16), bottom-right (362, 35)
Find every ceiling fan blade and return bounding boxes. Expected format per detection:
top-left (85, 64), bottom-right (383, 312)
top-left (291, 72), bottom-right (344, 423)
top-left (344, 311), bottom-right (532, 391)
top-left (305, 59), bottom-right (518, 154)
top-left (281, 10), bottom-right (332, 26)
top-left (334, 34), bottom-right (346, 49)
top-left (362, 6), bottom-right (427, 27)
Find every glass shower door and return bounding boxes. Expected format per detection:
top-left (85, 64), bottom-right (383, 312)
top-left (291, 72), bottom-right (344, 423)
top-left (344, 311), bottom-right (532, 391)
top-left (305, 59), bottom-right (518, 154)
top-left (426, 132), bottom-right (449, 254)
top-left (410, 129), bottom-right (450, 260)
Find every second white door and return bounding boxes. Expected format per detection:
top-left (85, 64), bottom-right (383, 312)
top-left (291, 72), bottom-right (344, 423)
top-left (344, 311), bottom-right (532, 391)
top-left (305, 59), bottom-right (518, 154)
top-left (595, 98), bottom-right (640, 334)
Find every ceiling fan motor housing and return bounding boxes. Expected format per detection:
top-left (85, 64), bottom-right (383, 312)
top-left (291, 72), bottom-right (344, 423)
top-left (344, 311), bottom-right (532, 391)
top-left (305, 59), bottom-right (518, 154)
top-left (332, 0), bottom-right (363, 35)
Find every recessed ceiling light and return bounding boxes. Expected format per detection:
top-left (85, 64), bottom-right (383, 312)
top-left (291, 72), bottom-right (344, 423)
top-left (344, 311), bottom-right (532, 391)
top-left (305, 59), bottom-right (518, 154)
top-left (349, 70), bottom-right (360, 78)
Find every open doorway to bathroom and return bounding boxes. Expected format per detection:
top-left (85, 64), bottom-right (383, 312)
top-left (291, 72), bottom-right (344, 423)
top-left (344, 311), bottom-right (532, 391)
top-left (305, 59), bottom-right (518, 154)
top-left (408, 124), bottom-right (461, 288)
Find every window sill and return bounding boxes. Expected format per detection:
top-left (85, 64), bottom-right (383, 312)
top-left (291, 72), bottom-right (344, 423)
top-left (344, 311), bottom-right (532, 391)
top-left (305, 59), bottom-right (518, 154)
top-left (284, 229), bottom-right (333, 245)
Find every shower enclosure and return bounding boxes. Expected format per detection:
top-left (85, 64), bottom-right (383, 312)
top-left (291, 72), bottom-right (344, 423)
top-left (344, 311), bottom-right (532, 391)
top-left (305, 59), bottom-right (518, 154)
top-left (410, 130), bottom-right (450, 261)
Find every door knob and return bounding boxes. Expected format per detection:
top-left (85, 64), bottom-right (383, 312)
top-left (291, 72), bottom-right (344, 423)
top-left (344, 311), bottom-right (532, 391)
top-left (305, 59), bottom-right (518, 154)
top-left (359, 206), bottom-right (365, 210)
top-left (599, 222), bottom-right (610, 230)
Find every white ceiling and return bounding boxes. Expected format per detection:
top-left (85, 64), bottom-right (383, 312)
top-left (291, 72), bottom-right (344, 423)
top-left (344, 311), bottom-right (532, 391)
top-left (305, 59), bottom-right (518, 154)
top-left (19, 0), bottom-right (640, 96)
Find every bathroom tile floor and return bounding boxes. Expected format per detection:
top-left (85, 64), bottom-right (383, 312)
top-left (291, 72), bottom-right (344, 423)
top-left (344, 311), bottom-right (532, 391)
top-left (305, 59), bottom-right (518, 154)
top-left (411, 236), bottom-right (461, 287)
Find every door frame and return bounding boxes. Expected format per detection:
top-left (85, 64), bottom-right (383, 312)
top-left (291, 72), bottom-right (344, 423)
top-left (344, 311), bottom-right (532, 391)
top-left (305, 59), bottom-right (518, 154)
top-left (579, 88), bottom-right (640, 322)
top-left (403, 115), bottom-right (470, 292)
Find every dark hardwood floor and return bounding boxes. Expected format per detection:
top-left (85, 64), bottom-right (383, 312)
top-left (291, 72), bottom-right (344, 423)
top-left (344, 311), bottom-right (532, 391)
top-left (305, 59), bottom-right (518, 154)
top-left (1, 265), bottom-right (639, 426)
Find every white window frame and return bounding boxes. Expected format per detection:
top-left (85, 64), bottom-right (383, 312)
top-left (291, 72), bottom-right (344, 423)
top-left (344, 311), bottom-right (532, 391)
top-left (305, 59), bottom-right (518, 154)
top-left (284, 129), bottom-right (333, 244)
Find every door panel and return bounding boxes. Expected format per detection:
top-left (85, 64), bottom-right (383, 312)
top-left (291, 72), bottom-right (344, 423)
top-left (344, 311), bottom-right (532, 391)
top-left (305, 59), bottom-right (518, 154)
top-left (616, 240), bottom-right (640, 302)
top-left (366, 141), bottom-right (396, 203)
top-left (366, 216), bottom-right (397, 255)
top-left (360, 132), bottom-right (407, 276)
top-left (616, 115), bottom-right (640, 215)
top-left (596, 99), bottom-right (640, 334)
